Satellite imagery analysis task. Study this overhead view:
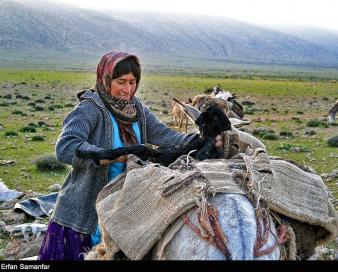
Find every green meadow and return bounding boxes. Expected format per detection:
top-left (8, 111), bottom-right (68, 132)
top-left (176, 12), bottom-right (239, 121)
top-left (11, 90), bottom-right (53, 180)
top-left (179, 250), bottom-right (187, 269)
top-left (0, 69), bottom-right (337, 196)
top-left (0, 69), bottom-right (337, 259)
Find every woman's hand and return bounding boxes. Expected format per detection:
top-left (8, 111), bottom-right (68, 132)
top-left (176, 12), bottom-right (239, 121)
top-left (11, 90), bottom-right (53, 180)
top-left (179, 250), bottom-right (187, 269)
top-left (214, 134), bottom-right (223, 148)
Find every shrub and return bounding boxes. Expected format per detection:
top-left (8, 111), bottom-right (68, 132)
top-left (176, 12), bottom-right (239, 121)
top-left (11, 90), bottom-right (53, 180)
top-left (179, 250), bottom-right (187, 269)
top-left (38, 121), bottom-right (47, 127)
top-left (28, 122), bottom-right (38, 127)
top-left (28, 102), bottom-right (36, 106)
top-left (3, 94), bottom-right (12, 99)
top-left (32, 135), bottom-right (44, 141)
top-left (64, 103), bottom-right (74, 107)
top-left (34, 106), bottom-right (44, 111)
top-left (35, 155), bottom-right (67, 172)
top-left (12, 110), bottom-right (24, 115)
top-left (45, 95), bottom-right (52, 99)
top-left (0, 102), bottom-right (10, 107)
top-left (296, 111), bottom-right (304, 114)
top-left (305, 129), bottom-right (316, 136)
top-left (279, 130), bottom-right (293, 137)
top-left (22, 96), bottom-right (30, 100)
top-left (4, 131), bottom-right (18, 137)
top-left (306, 120), bottom-right (321, 127)
top-left (306, 120), bottom-right (328, 128)
top-left (53, 104), bottom-right (64, 109)
top-left (244, 106), bottom-right (256, 115)
top-left (20, 126), bottom-right (36, 133)
top-left (48, 106), bottom-right (55, 111)
top-left (252, 128), bottom-right (274, 137)
top-left (327, 136), bottom-right (338, 147)
top-left (35, 99), bottom-right (45, 103)
top-left (319, 122), bottom-right (329, 128)
top-left (278, 143), bottom-right (293, 151)
top-left (244, 109), bottom-right (255, 115)
top-left (261, 133), bottom-right (278, 140)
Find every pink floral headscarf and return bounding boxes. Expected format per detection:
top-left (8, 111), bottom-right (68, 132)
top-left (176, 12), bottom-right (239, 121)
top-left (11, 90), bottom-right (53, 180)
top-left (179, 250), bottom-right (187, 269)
top-left (95, 52), bottom-right (141, 146)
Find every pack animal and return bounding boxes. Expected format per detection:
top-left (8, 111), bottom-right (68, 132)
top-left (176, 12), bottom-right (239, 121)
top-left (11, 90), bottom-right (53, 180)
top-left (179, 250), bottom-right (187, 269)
top-left (77, 101), bottom-right (284, 260)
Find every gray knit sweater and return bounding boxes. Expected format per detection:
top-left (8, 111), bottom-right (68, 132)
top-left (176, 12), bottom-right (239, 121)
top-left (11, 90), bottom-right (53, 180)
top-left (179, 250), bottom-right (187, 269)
top-left (52, 90), bottom-right (198, 234)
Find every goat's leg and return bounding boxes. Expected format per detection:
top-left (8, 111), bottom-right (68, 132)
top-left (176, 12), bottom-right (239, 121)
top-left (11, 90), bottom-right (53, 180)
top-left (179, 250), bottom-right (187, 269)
top-left (178, 116), bottom-right (183, 129)
top-left (173, 115), bottom-right (178, 127)
top-left (184, 118), bottom-right (188, 133)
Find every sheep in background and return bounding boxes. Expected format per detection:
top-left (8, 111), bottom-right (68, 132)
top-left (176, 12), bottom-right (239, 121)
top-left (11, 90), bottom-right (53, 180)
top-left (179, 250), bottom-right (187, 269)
top-left (328, 99), bottom-right (338, 124)
top-left (205, 85), bottom-right (244, 119)
top-left (191, 94), bottom-right (213, 111)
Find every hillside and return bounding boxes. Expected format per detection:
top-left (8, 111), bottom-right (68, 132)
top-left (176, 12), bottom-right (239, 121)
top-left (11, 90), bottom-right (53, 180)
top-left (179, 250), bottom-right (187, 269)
top-left (1, 0), bottom-right (338, 68)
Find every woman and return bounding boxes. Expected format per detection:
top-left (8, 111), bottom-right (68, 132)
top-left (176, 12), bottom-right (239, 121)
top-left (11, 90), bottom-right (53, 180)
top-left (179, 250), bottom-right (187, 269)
top-left (37, 51), bottom-right (208, 260)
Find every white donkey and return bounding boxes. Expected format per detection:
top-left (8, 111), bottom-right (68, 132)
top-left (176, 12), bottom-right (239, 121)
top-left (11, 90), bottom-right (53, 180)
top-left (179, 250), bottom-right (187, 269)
top-left (152, 193), bottom-right (281, 260)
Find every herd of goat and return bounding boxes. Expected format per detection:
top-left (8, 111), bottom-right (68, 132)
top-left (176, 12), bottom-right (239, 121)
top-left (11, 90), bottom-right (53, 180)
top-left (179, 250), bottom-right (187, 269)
top-left (171, 85), bottom-right (245, 133)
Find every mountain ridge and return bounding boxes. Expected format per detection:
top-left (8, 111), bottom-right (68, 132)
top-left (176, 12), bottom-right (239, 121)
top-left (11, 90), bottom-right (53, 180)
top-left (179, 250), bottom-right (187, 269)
top-left (1, 0), bottom-right (338, 68)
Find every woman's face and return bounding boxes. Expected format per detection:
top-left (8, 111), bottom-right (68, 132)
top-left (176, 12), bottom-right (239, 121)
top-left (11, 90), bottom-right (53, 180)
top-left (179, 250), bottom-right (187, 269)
top-left (110, 72), bottom-right (137, 101)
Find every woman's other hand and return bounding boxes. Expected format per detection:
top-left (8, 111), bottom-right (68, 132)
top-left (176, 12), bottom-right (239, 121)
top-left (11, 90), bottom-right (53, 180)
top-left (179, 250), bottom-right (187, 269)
top-left (214, 134), bottom-right (223, 148)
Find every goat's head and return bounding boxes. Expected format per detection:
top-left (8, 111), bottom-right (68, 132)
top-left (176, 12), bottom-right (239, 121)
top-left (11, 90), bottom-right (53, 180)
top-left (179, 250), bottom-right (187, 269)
top-left (204, 84), bottom-right (223, 96)
top-left (195, 103), bottom-right (232, 138)
top-left (204, 87), bottom-right (214, 94)
top-left (192, 95), bottom-right (212, 111)
top-left (212, 86), bottom-right (223, 96)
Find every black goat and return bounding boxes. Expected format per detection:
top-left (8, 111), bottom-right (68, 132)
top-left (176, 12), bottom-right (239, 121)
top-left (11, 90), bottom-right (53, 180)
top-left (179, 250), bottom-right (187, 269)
top-left (76, 103), bottom-right (232, 166)
top-left (194, 103), bottom-right (232, 160)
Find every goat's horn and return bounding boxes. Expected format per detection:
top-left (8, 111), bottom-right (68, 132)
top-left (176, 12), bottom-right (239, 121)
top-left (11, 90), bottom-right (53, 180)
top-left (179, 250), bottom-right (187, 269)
top-left (172, 97), bottom-right (201, 122)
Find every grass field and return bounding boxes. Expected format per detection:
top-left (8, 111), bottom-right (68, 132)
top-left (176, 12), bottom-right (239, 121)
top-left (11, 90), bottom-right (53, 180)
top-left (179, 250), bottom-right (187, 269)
top-left (0, 69), bottom-right (337, 259)
top-left (0, 69), bottom-right (337, 194)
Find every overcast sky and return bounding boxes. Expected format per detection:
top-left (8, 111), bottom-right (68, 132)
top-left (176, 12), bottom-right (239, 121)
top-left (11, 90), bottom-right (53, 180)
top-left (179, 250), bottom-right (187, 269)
top-left (41, 0), bottom-right (338, 31)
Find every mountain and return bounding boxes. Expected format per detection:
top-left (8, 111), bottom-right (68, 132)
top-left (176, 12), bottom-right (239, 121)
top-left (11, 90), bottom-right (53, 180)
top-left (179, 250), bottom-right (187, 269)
top-left (1, 0), bottom-right (338, 68)
top-left (268, 24), bottom-right (338, 56)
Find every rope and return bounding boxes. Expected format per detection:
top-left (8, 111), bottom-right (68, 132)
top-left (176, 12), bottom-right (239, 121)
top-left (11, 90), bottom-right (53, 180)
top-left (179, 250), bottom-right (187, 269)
top-left (186, 150), bottom-right (197, 167)
top-left (183, 201), bottom-right (232, 259)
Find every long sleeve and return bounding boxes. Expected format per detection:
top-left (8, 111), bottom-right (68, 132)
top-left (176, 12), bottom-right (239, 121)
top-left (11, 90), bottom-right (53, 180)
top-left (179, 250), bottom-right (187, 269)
top-left (55, 100), bottom-right (106, 168)
top-left (142, 103), bottom-right (199, 148)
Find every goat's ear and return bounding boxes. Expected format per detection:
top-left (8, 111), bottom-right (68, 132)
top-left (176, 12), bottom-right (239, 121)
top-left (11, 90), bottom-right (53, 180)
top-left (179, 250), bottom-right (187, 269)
top-left (195, 113), bottom-right (204, 126)
top-left (204, 88), bottom-right (212, 94)
top-left (224, 117), bottom-right (232, 131)
top-left (217, 83), bottom-right (222, 88)
top-left (188, 98), bottom-right (192, 103)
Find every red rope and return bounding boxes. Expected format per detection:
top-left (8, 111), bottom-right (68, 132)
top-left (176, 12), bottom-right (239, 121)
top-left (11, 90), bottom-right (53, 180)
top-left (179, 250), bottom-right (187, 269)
top-left (254, 223), bottom-right (289, 257)
top-left (183, 203), bottom-right (232, 259)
